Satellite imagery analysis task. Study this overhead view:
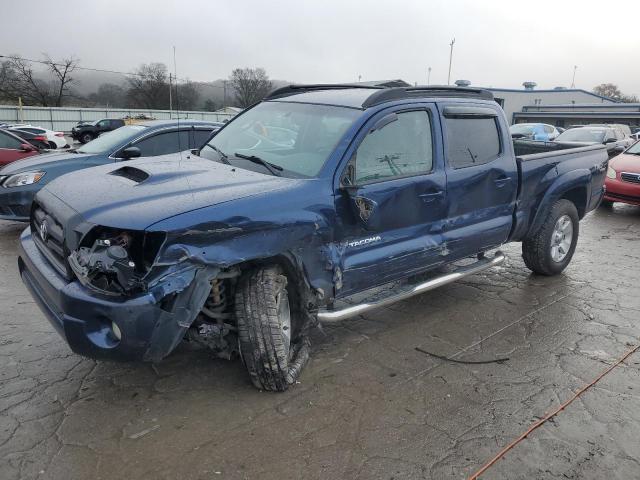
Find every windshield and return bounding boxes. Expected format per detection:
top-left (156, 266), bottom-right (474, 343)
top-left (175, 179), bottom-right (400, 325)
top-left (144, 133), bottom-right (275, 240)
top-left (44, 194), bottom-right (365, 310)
top-left (510, 124), bottom-right (537, 135)
top-left (626, 141), bottom-right (640, 154)
top-left (556, 128), bottom-right (606, 143)
top-left (199, 101), bottom-right (360, 177)
top-left (77, 125), bottom-right (146, 154)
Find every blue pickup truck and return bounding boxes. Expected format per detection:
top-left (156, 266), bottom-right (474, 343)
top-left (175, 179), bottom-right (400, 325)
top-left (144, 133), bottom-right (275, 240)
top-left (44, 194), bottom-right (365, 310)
top-left (17, 85), bottom-right (608, 391)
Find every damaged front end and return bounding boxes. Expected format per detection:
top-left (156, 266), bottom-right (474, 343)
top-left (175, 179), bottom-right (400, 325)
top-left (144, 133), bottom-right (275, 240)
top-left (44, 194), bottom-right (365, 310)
top-left (62, 226), bottom-right (242, 361)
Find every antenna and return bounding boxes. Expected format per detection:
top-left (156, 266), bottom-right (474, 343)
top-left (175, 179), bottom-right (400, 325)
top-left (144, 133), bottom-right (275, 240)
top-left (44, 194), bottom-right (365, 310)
top-left (447, 38), bottom-right (456, 85)
top-left (173, 46), bottom-right (182, 155)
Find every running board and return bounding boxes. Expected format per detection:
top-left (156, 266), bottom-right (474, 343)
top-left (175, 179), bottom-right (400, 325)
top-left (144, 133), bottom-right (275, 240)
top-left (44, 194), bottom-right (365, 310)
top-left (317, 251), bottom-right (505, 322)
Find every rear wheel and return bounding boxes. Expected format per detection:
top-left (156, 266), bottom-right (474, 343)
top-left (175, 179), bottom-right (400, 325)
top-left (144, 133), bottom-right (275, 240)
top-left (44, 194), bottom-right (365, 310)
top-left (48, 141), bottom-right (57, 149)
top-left (81, 133), bottom-right (93, 144)
top-left (522, 199), bottom-right (579, 276)
top-left (600, 199), bottom-right (614, 208)
top-left (235, 265), bottom-right (310, 391)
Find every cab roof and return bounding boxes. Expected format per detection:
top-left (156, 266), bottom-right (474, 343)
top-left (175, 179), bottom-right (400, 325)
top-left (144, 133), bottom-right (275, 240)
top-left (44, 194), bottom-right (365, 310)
top-left (266, 84), bottom-right (494, 109)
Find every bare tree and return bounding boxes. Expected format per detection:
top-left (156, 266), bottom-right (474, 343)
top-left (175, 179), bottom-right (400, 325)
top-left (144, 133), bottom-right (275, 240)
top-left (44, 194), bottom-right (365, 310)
top-left (229, 68), bottom-right (272, 108)
top-left (43, 55), bottom-right (79, 107)
top-left (127, 63), bottom-right (169, 109)
top-left (175, 80), bottom-right (199, 111)
top-left (0, 56), bottom-right (51, 105)
top-left (87, 83), bottom-right (128, 108)
top-left (593, 83), bottom-right (639, 103)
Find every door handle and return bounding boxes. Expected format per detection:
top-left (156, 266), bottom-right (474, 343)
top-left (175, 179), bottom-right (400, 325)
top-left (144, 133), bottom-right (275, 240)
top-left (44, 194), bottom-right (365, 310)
top-left (494, 176), bottom-right (512, 188)
top-left (418, 190), bottom-right (444, 203)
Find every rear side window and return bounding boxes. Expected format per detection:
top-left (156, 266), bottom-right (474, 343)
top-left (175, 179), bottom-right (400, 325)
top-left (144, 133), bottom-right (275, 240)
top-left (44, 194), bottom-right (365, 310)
top-left (445, 118), bottom-right (501, 169)
top-left (354, 110), bottom-right (433, 184)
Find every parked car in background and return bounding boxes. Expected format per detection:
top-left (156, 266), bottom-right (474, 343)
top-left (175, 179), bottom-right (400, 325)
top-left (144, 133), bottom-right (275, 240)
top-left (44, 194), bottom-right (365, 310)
top-left (510, 123), bottom-right (561, 141)
top-left (603, 140), bottom-right (640, 206)
top-left (7, 129), bottom-right (50, 150)
top-left (0, 129), bottom-right (39, 166)
top-left (554, 126), bottom-right (633, 157)
top-left (71, 118), bottom-right (126, 144)
top-left (0, 120), bottom-right (221, 221)
top-left (16, 84), bottom-right (608, 391)
top-left (588, 123), bottom-right (633, 139)
top-left (9, 125), bottom-right (68, 149)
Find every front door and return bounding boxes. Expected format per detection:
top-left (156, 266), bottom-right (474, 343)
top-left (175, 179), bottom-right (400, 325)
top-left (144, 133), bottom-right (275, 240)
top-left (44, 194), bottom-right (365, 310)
top-left (335, 105), bottom-right (448, 297)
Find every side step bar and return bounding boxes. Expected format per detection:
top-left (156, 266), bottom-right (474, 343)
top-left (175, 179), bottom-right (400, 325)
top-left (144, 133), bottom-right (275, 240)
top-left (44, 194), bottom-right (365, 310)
top-left (317, 251), bottom-right (505, 322)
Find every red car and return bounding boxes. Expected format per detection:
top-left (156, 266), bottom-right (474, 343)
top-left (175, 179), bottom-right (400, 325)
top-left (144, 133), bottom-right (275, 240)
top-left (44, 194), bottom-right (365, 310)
top-left (0, 129), bottom-right (39, 166)
top-left (604, 140), bottom-right (640, 206)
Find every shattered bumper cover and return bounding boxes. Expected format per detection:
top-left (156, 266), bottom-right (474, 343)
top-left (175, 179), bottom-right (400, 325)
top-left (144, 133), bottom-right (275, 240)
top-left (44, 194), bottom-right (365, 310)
top-left (18, 228), bottom-right (203, 362)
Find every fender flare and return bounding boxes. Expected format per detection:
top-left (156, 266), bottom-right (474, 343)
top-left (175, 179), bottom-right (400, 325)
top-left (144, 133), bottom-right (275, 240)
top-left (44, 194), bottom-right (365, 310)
top-left (526, 168), bottom-right (591, 238)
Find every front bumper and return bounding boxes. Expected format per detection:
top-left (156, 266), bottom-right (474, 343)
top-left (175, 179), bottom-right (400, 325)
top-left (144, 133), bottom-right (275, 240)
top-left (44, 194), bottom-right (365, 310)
top-left (604, 177), bottom-right (640, 206)
top-left (18, 228), bottom-right (197, 362)
top-left (0, 188), bottom-right (36, 221)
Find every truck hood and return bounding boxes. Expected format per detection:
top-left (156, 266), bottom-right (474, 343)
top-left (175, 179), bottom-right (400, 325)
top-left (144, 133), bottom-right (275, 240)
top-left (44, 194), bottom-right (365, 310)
top-left (0, 150), bottom-right (97, 175)
top-left (41, 153), bottom-right (297, 229)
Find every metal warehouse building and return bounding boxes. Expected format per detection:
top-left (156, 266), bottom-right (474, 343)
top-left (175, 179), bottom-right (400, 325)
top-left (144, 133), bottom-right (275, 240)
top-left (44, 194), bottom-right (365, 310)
top-left (512, 103), bottom-right (640, 130)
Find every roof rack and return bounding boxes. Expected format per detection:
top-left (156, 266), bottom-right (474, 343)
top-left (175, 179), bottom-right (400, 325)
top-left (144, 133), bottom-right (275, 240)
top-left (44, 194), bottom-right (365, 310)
top-left (362, 85), bottom-right (494, 108)
top-left (265, 83), bottom-right (382, 101)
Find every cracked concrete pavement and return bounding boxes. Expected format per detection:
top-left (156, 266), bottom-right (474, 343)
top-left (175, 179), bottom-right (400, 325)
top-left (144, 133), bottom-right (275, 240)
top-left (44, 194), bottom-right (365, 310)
top-left (1, 204), bottom-right (639, 480)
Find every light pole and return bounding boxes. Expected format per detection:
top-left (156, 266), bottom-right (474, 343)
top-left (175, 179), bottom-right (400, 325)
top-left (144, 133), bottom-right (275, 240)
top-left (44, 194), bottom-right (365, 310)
top-left (427, 66), bottom-right (432, 86)
top-left (168, 73), bottom-right (172, 119)
top-left (358, 74), bottom-right (362, 83)
top-left (447, 38), bottom-right (455, 85)
top-left (571, 65), bottom-right (578, 88)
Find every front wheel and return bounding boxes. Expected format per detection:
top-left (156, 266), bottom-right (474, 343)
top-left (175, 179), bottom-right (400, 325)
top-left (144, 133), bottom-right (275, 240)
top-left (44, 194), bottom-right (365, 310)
top-left (80, 133), bottom-right (93, 144)
top-left (522, 199), bottom-right (579, 276)
top-left (235, 265), bottom-right (310, 391)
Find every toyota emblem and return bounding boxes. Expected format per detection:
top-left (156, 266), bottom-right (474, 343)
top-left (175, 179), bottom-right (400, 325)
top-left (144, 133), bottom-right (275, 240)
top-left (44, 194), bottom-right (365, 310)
top-left (39, 220), bottom-right (48, 242)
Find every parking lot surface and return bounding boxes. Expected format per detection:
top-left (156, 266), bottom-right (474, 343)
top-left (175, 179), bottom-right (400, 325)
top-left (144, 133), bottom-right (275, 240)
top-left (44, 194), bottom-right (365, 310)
top-left (1, 205), bottom-right (639, 480)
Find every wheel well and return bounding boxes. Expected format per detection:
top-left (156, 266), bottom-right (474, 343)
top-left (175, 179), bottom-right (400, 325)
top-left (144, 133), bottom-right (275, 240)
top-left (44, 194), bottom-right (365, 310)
top-left (560, 187), bottom-right (587, 218)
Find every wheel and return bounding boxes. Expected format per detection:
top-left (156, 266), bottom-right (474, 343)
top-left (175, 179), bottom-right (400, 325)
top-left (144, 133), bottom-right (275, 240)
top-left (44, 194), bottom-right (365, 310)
top-left (81, 133), bottom-right (93, 144)
top-left (522, 199), bottom-right (579, 276)
top-left (600, 199), bottom-right (614, 208)
top-left (235, 265), bottom-right (310, 391)
top-left (48, 141), bottom-right (57, 149)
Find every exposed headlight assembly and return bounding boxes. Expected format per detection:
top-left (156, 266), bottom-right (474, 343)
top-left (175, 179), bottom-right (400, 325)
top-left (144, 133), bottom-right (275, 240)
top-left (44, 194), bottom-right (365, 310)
top-left (606, 166), bottom-right (617, 179)
top-left (2, 171), bottom-right (45, 188)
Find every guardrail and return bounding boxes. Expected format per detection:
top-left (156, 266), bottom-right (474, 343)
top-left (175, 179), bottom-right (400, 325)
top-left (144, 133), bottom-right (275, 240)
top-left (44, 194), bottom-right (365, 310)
top-left (0, 105), bottom-right (235, 133)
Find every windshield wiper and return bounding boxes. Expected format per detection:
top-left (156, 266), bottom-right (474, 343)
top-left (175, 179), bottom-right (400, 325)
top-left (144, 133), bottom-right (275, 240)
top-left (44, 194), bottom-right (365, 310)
top-left (233, 152), bottom-right (283, 176)
top-left (209, 144), bottom-right (231, 164)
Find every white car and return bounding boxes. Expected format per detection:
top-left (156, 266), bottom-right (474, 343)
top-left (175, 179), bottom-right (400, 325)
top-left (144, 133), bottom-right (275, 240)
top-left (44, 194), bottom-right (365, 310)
top-left (8, 124), bottom-right (68, 149)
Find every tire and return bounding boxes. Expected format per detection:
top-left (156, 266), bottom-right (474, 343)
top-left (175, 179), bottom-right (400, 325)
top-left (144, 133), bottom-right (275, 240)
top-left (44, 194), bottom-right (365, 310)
top-left (600, 199), bottom-right (614, 208)
top-left (80, 133), bottom-right (93, 144)
top-left (522, 199), bottom-right (579, 276)
top-left (48, 141), bottom-right (57, 150)
top-left (235, 265), bottom-right (310, 391)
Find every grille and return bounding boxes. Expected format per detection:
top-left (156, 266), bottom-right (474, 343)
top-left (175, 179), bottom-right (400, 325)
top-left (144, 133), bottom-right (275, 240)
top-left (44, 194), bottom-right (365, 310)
top-left (621, 172), bottom-right (640, 185)
top-left (31, 202), bottom-right (71, 278)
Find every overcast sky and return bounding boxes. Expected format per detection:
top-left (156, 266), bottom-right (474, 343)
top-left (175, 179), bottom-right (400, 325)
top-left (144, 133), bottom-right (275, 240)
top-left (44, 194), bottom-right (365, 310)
top-left (2, 0), bottom-right (639, 95)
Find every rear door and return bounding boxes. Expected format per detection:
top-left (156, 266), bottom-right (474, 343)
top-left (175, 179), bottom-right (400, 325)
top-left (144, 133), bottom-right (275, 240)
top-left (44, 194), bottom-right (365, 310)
top-left (440, 104), bottom-right (517, 259)
top-left (336, 104), bottom-right (448, 296)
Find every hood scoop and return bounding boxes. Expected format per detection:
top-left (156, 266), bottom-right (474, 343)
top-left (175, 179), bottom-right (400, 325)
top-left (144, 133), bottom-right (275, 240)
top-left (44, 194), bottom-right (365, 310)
top-left (109, 166), bottom-right (150, 184)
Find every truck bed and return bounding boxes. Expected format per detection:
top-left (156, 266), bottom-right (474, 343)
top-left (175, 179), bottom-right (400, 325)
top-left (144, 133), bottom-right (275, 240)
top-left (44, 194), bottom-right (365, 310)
top-left (509, 143), bottom-right (609, 241)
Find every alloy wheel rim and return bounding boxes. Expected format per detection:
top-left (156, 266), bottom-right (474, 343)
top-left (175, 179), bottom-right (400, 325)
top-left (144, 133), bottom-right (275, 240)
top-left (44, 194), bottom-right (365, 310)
top-left (551, 214), bottom-right (573, 262)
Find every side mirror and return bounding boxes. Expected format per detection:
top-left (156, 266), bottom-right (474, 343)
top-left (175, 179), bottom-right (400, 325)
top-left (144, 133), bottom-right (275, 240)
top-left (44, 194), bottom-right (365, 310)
top-left (20, 143), bottom-right (35, 152)
top-left (604, 137), bottom-right (617, 144)
top-left (120, 146), bottom-right (141, 159)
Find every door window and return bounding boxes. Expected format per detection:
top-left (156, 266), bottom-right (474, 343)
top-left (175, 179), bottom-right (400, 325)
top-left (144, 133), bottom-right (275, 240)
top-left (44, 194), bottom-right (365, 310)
top-left (133, 130), bottom-right (191, 157)
top-left (193, 129), bottom-right (214, 148)
top-left (0, 131), bottom-right (23, 149)
top-left (354, 110), bottom-right (433, 184)
top-left (445, 117), bottom-right (501, 169)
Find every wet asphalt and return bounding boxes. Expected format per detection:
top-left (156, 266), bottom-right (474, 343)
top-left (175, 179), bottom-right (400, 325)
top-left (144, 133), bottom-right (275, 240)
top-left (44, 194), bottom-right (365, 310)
top-left (1, 204), bottom-right (639, 480)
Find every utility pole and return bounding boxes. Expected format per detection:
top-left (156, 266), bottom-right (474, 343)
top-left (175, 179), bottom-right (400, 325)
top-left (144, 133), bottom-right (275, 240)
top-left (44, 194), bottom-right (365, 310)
top-left (223, 80), bottom-right (227, 107)
top-left (447, 38), bottom-right (455, 85)
top-left (168, 73), bottom-right (173, 119)
top-left (427, 67), bottom-right (432, 86)
top-left (358, 74), bottom-right (362, 82)
top-left (571, 65), bottom-right (577, 88)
